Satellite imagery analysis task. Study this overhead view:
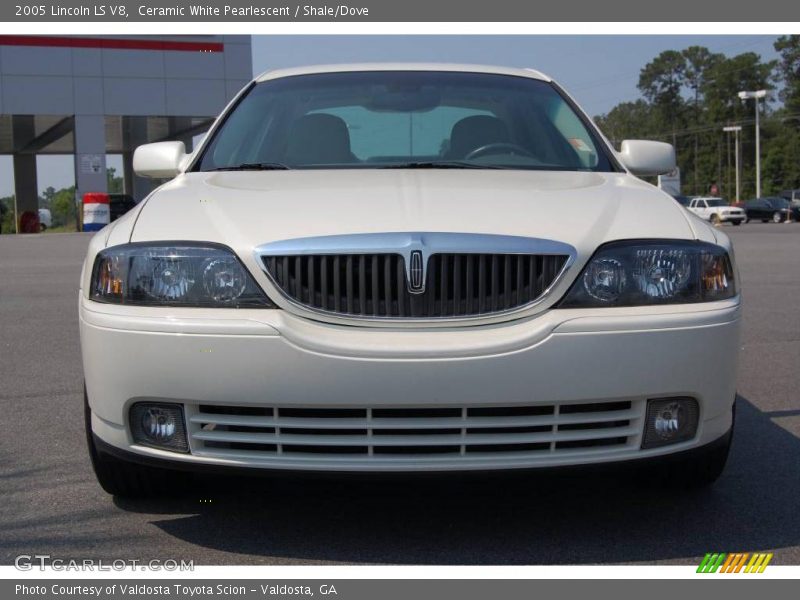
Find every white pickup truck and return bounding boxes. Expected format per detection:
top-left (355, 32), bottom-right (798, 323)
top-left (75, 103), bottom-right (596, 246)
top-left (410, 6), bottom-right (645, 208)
top-left (687, 197), bottom-right (745, 226)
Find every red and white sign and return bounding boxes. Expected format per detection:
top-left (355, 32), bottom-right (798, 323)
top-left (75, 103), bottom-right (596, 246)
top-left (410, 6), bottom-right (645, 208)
top-left (83, 192), bottom-right (110, 232)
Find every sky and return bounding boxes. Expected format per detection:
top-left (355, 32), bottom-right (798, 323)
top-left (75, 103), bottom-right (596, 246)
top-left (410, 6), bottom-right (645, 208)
top-left (0, 34), bottom-right (782, 198)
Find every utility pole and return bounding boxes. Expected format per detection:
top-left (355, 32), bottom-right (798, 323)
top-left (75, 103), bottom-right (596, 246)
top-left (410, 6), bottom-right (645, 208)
top-left (738, 90), bottom-right (767, 198)
top-left (723, 126), bottom-right (742, 202)
top-left (725, 127), bottom-right (731, 200)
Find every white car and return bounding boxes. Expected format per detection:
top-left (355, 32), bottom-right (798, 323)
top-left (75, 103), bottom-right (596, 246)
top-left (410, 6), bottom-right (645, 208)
top-left (38, 208), bottom-right (52, 231)
top-left (687, 197), bottom-right (745, 225)
top-left (80, 64), bottom-right (740, 496)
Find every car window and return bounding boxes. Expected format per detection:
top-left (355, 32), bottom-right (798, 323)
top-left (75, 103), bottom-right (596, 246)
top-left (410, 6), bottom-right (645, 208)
top-left (196, 71), bottom-right (616, 172)
top-left (312, 105), bottom-right (495, 160)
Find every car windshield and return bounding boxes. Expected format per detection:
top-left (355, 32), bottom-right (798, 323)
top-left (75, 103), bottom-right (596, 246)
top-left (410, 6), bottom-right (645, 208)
top-left (705, 199), bottom-right (727, 207)
top-left (196, 71), bottom-right (616, 172)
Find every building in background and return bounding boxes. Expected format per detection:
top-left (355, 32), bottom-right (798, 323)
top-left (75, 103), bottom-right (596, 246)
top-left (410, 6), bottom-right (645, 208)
top-left (0, 35), bottom-right (252, 230)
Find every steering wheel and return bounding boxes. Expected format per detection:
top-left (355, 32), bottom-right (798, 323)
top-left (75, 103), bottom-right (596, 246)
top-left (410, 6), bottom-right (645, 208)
top-left (464, 142), bottom-right (535, 160)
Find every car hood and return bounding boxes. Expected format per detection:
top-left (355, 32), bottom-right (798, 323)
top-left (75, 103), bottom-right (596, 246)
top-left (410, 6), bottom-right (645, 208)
top-left (130, 169), bottom-right (701, 267)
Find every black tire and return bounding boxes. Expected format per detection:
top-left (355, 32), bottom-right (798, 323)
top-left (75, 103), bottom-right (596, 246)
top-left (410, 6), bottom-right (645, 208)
top-left (710, 214), bottom-right (721, 226)
top-left (39, 224), bottom-right (47, 232)
top-left (662, 429), bottom-right (732, 489)
top-left (84, 387), bottom-right (187, 497)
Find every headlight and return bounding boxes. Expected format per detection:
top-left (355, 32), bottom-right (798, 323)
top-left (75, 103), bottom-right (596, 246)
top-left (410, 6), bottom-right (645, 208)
top-left (90, 243), bottom-right (275, 308)
top-left (560, 240), bottom-right (736, 308)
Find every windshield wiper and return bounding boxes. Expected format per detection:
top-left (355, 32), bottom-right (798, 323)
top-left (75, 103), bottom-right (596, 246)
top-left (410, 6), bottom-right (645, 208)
top-left (208, 162), bottom-right (291, 171)
top-left (380, 161), bottom-right (511, 170)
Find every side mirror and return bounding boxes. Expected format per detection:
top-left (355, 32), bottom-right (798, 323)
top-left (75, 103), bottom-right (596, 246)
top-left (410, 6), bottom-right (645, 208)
top-left (618, 140), bottom-right (676, 177)
top-left (133, 141), bottom-right (186, 179)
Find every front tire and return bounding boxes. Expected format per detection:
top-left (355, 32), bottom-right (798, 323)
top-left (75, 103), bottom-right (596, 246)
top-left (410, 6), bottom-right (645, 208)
top-left (773, 211), bottom-right (783, 223)
top-left (84, 387), bottom-right (187, 497)
top-left (662, 429), bottom-right (732, 489)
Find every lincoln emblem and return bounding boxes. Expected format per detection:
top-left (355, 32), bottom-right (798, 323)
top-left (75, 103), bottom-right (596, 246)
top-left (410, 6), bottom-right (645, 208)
top-left (409, 250), bottom-right (425, 293)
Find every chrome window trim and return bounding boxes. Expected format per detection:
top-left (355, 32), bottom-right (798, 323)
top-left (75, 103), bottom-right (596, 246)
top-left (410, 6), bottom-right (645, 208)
top-left (253, 232), bottom-right (577, 325)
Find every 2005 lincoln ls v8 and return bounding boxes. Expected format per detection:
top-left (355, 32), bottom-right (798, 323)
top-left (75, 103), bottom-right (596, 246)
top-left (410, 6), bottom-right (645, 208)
top-left (80, 64), bottom-right (740, 496)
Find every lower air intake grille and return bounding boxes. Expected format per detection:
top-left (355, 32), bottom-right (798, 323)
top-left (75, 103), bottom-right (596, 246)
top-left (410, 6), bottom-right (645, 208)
top-left (189, 401), bottom-right (639, 461)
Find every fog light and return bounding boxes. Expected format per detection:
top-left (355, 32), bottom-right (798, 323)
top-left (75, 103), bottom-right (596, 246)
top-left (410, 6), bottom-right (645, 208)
top-left (130, 403), bottom-right (188, 453)
top-left (642, 397), bottom-right (699, 449)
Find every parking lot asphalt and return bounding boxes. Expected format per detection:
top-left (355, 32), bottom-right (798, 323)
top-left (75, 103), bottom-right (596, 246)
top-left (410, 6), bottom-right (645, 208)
top-left (1, 225), bottom-right (799, 566)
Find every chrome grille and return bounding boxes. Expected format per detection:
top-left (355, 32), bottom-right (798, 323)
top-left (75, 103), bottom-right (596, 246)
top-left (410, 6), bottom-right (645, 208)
top-left (261, 253), bottom-right (568, 318)
top-left (189, 401), bottom-right (640, 461)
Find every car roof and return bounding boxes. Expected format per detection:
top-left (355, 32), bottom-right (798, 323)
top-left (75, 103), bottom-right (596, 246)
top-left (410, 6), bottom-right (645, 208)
top-left (254, 63), bottom-right (552, 83)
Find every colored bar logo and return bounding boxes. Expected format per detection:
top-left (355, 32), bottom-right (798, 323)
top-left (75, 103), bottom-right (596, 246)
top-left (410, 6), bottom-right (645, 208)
top-left (697, 552), bottom-right (773, 573)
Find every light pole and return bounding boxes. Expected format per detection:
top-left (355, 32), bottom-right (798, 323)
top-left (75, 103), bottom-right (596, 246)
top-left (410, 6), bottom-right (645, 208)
top-left (738, 90), bottom-right (767, 198)
top-left (723, 126), bottom-right (742, 202)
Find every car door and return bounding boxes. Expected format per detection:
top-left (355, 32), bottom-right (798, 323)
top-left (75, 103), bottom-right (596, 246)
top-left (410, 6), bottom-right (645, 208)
top-left (697, 199), bottom-right (710, 220)
top-left (758, 200), bottom-right (773, 220)
top-left (747, 200), bottom-right (763, 220)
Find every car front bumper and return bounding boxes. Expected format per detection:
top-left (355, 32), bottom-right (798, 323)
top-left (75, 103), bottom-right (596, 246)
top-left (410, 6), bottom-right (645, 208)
top-left (720, 213), bottom-right (745, 222)
top-left (80, 297), bottom-right (741, 472)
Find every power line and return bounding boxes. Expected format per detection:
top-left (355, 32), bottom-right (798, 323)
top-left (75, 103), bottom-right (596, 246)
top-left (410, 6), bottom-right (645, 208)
top-left (602, 111), bottom-right (800, 141)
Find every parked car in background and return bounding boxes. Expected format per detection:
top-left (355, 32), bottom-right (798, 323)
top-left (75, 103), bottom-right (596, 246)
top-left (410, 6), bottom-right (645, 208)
top-left (38, 208), bottom-right (52, 231)
top-left (744, 197), bottom-right (800, 223)
top-left (687, 197), bottom-right (745, 225)
top-left (779, 189), bottom-right (800, 211)
top-left (780, 189), bottom-right (800, 205)
top-left (109, 194), bottom-right (137, 222)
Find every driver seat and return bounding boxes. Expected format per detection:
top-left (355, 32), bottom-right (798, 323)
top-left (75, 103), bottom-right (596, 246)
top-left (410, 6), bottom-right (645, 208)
top-left (445, 115), bottom-right (511, 159)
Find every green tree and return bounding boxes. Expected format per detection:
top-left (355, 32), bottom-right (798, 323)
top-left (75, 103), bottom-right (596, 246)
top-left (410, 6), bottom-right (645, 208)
top-left (0, 195), bottom-right (14, 234)
top-left (107, 167), bottom-right (124, 194)
top-left (638, 50), bottom-right (687, 144)
top-left (598, 44), bottom-right (783, 199)
top-left (762, 121), bottom-right (800, 194)
top-left (680, 47), bottom-right (724, 193)
top-left (40, 185), bottom-right (57, 210)
top-left (594, 100), bottom-right (657, 147)
top-left (703, 52), bottom-right (776, 126)
top-left (774, 35), bottom-right (800, 118)
top-left (51, 187), bottom-right (77, 228)
top-left (638, 50), bottom-right (686, 107)
top-left (682, 46), bottom-right (724, 111)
